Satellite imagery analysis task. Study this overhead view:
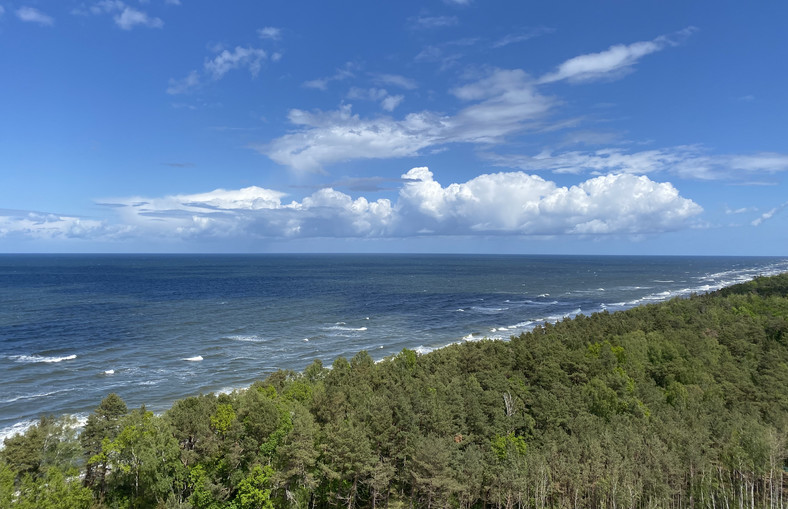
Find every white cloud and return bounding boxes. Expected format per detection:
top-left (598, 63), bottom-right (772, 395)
top-left (370, 73), bottom-right (418, 90)
top-left (260, 105), bottom-right (444, 174)
top-left (16, 6), bottom-right (54, 26)
top-left (411, 15), bottom-right (458, 29)
top-left (114, 6), bottom-right (163, 30)
top-left (487, 146), bottom-right (788, 181)
top-left (396, 168), bottom-right (701, 235)
top-left (204, 46), bottom-right (267, 79)
top-left (88, 168), bottom-right (700, 243)
top-left (166, 70), bottom-right (200, 95)
top-left (303, 63), bottom-right (356, 90)
top-left (752, 202), bottom-right (787, 226)
top-left (539, 27), bottom-right (696, 84)
top-left (493, 27), bottom-right (555, 48)
top-left (0, 210), bottom-right (108, 239)
top-left (257, 26), bottom-right (282, 40)
top-left (262, 68), bottom-right (554, 172)
top-left (347, 88), bottom-right (405, 112)
top-left (81, 1), bottom-right (163, 30)
top-left (165, 0), bottom-right (181, 5)
top-left (381, 95), bottom-right (404, 112)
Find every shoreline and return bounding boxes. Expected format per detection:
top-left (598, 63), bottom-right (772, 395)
top-left (3, 260), bottom-right (787, 445)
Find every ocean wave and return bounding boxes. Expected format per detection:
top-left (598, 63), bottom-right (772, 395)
top-left (182, 356), bottom-right (203, 362)
top-left (226, 335), bottom-right (265, 343)
top-left (325, 325), bottom-right (368, 332)
top-left (11, 354), bottom-right (77, 364)
top-left (0, 420), bottom-right (37, 445)
top-left (0, 413), bottom-right (88, 449)
top-left (1, 388), bottom-right (75, 404)
top-left (469, 306), bottom-right (507, 314)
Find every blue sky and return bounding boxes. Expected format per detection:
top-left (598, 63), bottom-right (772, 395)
top-left (1, 1), bottom-right (786, 254)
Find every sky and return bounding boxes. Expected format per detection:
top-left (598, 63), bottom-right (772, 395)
top-left (1, 1), bottom-right (787, 255)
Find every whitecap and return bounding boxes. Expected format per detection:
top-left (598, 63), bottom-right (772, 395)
top-left (414, 346), bottom-right (434, 355)
top-left (11, 354), bottom-right (77, 364)
top-left (103, 369), bottom-right (115, 375)
top-left (183, 356), bottom-right (203, 362)
top-left (0, 420), bottom-right (38, 446)
top-left (226, 335), bottom-right (264, 343)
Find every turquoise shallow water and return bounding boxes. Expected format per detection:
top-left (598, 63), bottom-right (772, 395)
top-left (1, 254), bottom-right (787, 439)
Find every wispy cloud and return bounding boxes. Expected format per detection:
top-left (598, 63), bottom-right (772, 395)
top-left (493, 27), bottom-right (555, 48)
top-left (303, 62), bottom-right (357, 90)
top-left (204, 46), bottom-right (267, 79)
top-left (114, 6), bottom-right (163, 30)
top-left (347, 87), bottom-right (405, 112)
top-left (257, 26), bottom-right (282, 40)
top-left (0, 209), bottom-right (110, 239)
top-left (370, 73), bottom-right (418, 90)
top-left (752, 202), bottom-right (787, 226)
top-left (166, 70), bottom-right (200, 95)
top-left (262, 68), bottom-right (554, 173)
top-left (487, 146), bottom-right (788, 181)
top-left (76, 1), bottom-right (163, 30)
top-left (539, 27), bottom-right (696, 84)
top-left (16, 6), bottom-right (55, 26)
top-left (410, 15), bottom-right (459, 29)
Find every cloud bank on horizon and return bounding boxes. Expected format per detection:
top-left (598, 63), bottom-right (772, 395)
top-left (1, 1), bottom-right (786, 254)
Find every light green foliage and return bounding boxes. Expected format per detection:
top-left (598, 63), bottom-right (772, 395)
top-left (232, 465), bottom-right (274, 509)
top-left (490, 432), bottom-right (528, 460)
top-left (210, 403), bottom-right (236, 437)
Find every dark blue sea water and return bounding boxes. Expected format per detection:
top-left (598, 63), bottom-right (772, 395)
top-left (1, 254), bottom-right (787, 440)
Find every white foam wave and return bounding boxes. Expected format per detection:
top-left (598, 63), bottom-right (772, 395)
top-left (470, 306), bottom-right (507, 314)
top-left (11, 354), bottom-right (77, 364)
top-left (103, 369), bottom-right (115, 375)
top-left (0, 420), bottom-right (37, 445)
top-left (326, 325), bottom-right (368, 332)
top-left (182, 356), bottom-right (203, 362)
top-left (414, 346), bottom-right (434, 355)
top-left (1, 388), bottom-right (75, 404)
top-left (226, 335), bottom-right (265, 342)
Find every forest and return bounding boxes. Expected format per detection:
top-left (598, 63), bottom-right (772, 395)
top-left (2, 273), bottom-right (788, 509)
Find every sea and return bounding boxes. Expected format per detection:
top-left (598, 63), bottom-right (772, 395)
top-left (1, 254), bottom-right (787, 442)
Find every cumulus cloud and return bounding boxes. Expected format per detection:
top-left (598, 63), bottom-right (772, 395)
top-left (204, 46), bottom-right (267, 79)
top-left (16, 6), bottom-right (54, 26)
top-left (87, 168), bottom-right (700, 244)
top-left (396, 168), bottom-right (701, 235)
top-left (487, 146), bottom-right (788, 180)
top-left (261, 68), bottom-right (554, 173)
top-left (539, 27), bottom-right (696, 84)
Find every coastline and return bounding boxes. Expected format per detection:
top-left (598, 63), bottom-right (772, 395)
top-left (2, 255), bottom-right (788, 444)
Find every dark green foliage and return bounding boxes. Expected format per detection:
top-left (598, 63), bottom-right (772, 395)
top-left (3, 273), bottom-right (788, 508)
